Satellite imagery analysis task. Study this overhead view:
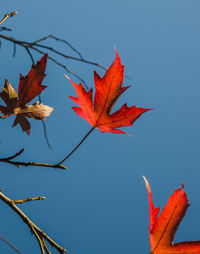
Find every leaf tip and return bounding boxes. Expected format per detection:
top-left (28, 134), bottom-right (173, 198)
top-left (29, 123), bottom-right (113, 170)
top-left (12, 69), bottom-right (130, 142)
top-left (64, 74), bottom-right (70, 80)
top-left (126, 133), bottom-right (133, 137)
top-left (11, 11), bottom-right (18, 16)
top-left (143, 176), bottom-right (151, 193)
top-left (114, 47), bottom-right (120, 60)
top-left (41, 53), bottom-right (48, 64)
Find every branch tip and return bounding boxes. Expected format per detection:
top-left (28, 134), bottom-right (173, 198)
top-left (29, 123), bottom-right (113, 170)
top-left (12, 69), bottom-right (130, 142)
top-left (0, 191), bottom-right (67, 253)
top-left (14, 196), bottom-right (46, 204)
top-left (64, 73), bottom-right (70, 80)
top-left (10, 11), bottom-right (18, 17)
top-left (0, 11), bottom-right (18, 26)
top-left (0, 148), bottom-right (67, 170)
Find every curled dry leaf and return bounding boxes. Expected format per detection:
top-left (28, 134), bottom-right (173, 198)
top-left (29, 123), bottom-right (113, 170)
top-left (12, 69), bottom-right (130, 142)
top-left (0, 54), bottom-right (53, 135)
top-left (143, 176), bottom-right (200, 253)
top-left (67, 50), bottom-right (150, 134)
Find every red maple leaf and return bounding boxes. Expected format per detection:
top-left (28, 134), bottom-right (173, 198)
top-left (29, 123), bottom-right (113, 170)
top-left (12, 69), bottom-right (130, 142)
top-left (0, 54), bottom-right (53, 135)
top-left (17, 53), bottom-right (47, 106)
top-left (67, 51), bottom-right (150, 134)
top-left (143, 176), bottom-right (200, 253)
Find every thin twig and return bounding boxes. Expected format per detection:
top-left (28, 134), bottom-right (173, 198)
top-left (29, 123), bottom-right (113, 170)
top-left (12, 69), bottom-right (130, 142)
top-left (0, 33), bottom-right (132, 87)
top-left (2, 148), bottom-right (24, 160)
top-left (14, 196), bottom-right (46, 204)
top-left (28, 51), bottom-right (51, 150)
top-left (41, 121), bottom-right (52, 149)
top-left (33, 34), bottom-right (84, 59)
top-left (0, 159), bottom-right (67, 169)
top-left (0, 190), bottom-right (67, 254)
top-left (25, 46), bottom-right (34, 64)
top-left (37, 89), bottom-right (52, 149)
top-left (56, 126), bottom-right (95, 165)
top-left (0, 235), bottom-right (22, 254)
top-left (0, 27), bottom-right (12, 32)
top-left (0, 149), bottom-right (67, 169)
top-left (42, 238), bottom-right (51, 254)
top-left (30, 225), bottom-right (45, 254)
top-left (0, 12), bottom-right (17, 26)
top-left (13, 42), bottom-right (16, 56)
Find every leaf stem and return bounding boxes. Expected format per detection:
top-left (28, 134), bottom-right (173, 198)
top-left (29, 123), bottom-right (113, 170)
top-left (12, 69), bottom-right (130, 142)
top-left (57, 126), bottom-right (95, 165)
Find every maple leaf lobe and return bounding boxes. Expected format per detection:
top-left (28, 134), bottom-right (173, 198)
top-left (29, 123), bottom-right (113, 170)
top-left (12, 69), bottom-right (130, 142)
top-left (18, 53), bottom-right (48, 106)
top-left (0, 79), bottom-right (18, 115)
top-left (68, 51), bottom-right (150, 134)
top-left (13, 114), bottom-right (30, 135)
top-left (143, 176), bottom-right (160, 233)
top-left (144, 177), bottom-right (200, 253)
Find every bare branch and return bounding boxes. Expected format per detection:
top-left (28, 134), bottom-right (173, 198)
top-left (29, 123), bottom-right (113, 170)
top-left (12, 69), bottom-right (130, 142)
top-left (42, 238), bottom-right (51, 254)
top-left (33, 34), bottom-right (84, 59)
top-left (0, 33), bottom-right (131, 89)
top-left (13, 42), bottom-right (16, 56)
top-left (41, 120), bottom-right (52, 149)
top-left (0, 12), bottom-right (17, 26)
top-left (30, 225), bottom-right (45, 254)
top-left (0, 190), bottom-right (67, 254)
top-left (0, 27), bottom-right (12, 32)
top-left (37, 94), bottom-right (52, 149)
top-left (24, 46), bottom-right (34, 64)
top-left (0, 235), bottom-right (22, 254)
top-left (2, 148), bottom-right (24, 160)
top-left (0, 149), bottom-right (67, 170)
top-left (14, 196), bottom-right (46, 204)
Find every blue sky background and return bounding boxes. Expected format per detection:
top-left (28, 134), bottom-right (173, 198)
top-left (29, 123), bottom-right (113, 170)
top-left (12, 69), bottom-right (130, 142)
top-left (0, 1), bottom-right (200, 253)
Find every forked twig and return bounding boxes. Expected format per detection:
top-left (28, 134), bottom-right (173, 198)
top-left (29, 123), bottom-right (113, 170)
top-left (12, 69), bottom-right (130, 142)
top-left (33, 34), bottom-right (84, 59)
top-left (0, 33), bottom-right (131, 89)
top-left (0, 190), bottom-right (67, 254)
top-left (0, 148), bottom-right (66, 169)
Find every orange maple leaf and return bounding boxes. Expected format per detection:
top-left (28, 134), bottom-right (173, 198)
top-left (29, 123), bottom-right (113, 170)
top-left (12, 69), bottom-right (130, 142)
top-left (143, 176), bottom-right (200, 253)
top-left (67, 51), bottom-right (150, 134)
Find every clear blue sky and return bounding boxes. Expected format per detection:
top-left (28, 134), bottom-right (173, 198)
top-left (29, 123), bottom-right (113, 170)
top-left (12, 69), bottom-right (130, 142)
top-left (1, 1), bottom-right (200, 253)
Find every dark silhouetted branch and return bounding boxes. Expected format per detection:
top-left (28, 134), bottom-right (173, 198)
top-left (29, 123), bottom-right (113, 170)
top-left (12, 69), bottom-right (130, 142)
top-left (0, 235), bottom-right (22, 254)
top-left (0, 27), bottom-right (12, 32)
top-left (0, 33), bottom-right (131, 90)
top-left (0, 148), bottom-right (67, 170)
